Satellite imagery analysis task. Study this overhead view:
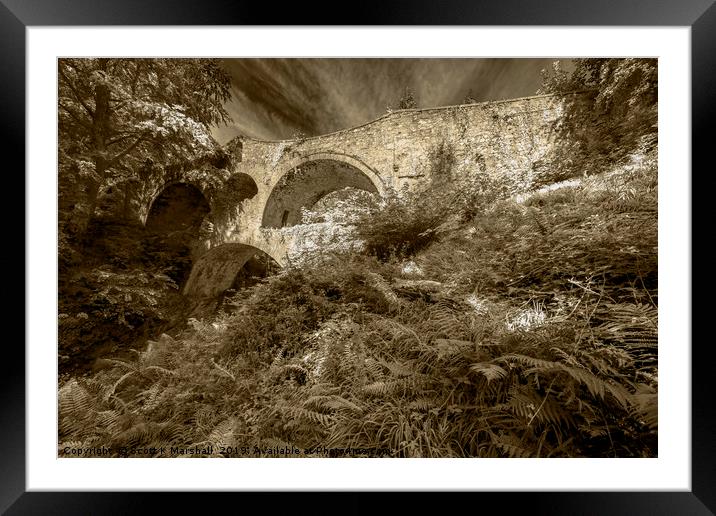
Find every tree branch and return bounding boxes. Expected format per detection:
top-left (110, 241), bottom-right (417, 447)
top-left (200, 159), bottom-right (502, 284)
top-left (58, 103), bottom-right (92, 131)
top-left (106, 133), bottom-right (147, 168)
top-left (58, 65), bottom-right (95, 119)
top-left (131, 60), bottom-right (144, 96)
top-left (106, 132), bottom-right (141, 148)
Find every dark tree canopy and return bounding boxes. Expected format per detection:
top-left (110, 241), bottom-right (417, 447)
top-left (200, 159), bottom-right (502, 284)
top-left (58, 58), bottom-right (233, 229)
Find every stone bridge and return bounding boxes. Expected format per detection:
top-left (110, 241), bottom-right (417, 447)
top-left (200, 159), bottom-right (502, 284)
top-left (134, 91), bottom-right (587, 298)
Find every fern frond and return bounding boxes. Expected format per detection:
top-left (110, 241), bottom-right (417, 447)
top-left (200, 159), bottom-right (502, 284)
top-left (596, 302), bottom-right (658, 348)
top-left (109, 370), bottom-right (139, 397)
top-left (496, 442), bottom-right (534, 458)
top-left (159, 421), bottom-right (189, 447)
top-left (304, 395), bottom-right (363, 414)
top-left (143, 365), bottom-right (176, 376)
top-left (470, 362), bottom-right (509, 382)
top-left (378, 359), bottom-right (414, 378)
top-left (407, 398), bottom-right (436, 412)
top-left (364, 357), bottom-right (385, 380)
top-left (498, 353), bottom-right (556, 370)
top-left (278, 405), bottom-right (333, 427)
top-left (134, 383), bottom-right (162, 410)
top-left (280, 363), bottom-right (309, 381)
top-left (111, 422), bottom-right (156, 448)
top-left (630, 385), bottom-right (658, 431)
top-left (429, 298), bottom-right (469, 338)
top-left (500, 353), bottom-right (631, 408)
top-left (95, 410), bottom-right (124, 434)
top-left (507, 388), bottom-right (574, 428)
top-left (489, 432), bottom-right (535, 458)
top-left (101, 358), bottom-right (138, 371)
top-left (362, 374), bottom-right (431, 397)
top-left (59, 380), bottom-right (93, 416)
top-left (208, 418), bottom-right (236, 448)
top-left (434, 338), bottom-right (474, 360)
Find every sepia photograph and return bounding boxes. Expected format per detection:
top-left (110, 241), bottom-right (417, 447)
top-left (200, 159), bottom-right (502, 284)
top-left (57, 57), bottom-right (658, 459)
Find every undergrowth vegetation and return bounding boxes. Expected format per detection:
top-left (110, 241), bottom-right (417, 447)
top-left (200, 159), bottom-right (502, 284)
top-left (58, 216), bottom-right (195, 375)
top-left (59, 148), bottom-right (658, 458)
top-left (355, 142), bottom-right (509, 261)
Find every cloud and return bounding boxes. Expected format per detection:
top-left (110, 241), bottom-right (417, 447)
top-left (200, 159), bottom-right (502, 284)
top-left (211, 58), bottom-right (571, 144)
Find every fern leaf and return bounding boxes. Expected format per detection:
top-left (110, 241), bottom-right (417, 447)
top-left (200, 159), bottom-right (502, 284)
top-left (630, 386), bottom-right (658, 431)
top-left (208, 418), bottom-right (236, 448)
top-left (496, 442), bottom-right (534, 458)
top-left (95, 410), bottom-right (124, 434)
top-left (59, 380), bottom-right (93, 418)
top-left (434, 338), bottom-right (474, 359)
top-left (470, 362), bottom-right (508, 382)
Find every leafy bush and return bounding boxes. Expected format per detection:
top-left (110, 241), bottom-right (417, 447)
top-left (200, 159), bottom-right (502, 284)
top-left (59, 215), bottom-right (196, 374)
top-left (291, 299), bottom-right (656, 458)
top-left (538, 58), bottom-right (657, 180)
top-left (355, 142), bottom-right (507, 261)
top-left (217, 255), bottom-right (400, 363)
top-left (354, 189), bottom-right (451, 261)
top-left (419, 156), bottom-right (657, 303)
top-left (58, 266), bottom-right (188, 373)
top-left (218, 269), bottom-right (333, 364)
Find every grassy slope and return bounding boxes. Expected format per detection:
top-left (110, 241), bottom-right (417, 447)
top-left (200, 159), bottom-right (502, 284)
top-left (59, 152), bottom-right (658, 458)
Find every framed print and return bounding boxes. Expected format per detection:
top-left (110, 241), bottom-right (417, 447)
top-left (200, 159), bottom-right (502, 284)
top-left (9, 0), bottom-right (713, 513)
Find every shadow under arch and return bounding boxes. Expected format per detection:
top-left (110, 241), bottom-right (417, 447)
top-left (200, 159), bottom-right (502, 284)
top-left (262, 153), bottom-right (385, 228)
top-left (215, 172), bottom-right (259, 208)
top-left (145, 181), bottom-right (211, 232)
top-left (183, 243), bottom-right (281, 299)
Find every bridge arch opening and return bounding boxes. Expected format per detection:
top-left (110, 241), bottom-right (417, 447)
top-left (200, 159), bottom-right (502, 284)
top-left (182, 243), bottom-right (281, 299)
top-left (212, 172), bottom-right (259, 223)
top-left (145, 182), bottom-right (211, 233)
top-left (143, 182), bottom-right (213, 289)
top-left (223, 173), bottom-right (258, 204)
top-left (262, 157), bottom-right (383, 228)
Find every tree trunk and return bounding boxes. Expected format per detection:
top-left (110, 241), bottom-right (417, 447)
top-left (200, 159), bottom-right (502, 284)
top-left (122, 180), bottom-right (136, 220)
top-left (72, 178), bottom-right (101, 234)
top-left (86, 179), bottom-right (101, 219)
top-left (83, 58), bottom-right (111, 230)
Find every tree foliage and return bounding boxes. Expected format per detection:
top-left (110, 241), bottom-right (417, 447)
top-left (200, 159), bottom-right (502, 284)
top-left (58, 58), bottom-right (232, 230)
top-left (397, 87), bottom-right (418, 110)
top-left (538, 58), bottom-right (657, 178)
top-left (461, 89), bottom-right (478, 105)
top-left (58, 58), bottom-right (234, 374)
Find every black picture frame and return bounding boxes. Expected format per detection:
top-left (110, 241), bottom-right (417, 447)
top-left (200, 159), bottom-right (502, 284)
top-left (8, 0), bottom-right (712, 513)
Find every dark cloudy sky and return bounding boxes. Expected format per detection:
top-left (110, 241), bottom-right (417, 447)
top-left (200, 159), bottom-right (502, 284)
top-left (212, 58), bottom-right (571, 143)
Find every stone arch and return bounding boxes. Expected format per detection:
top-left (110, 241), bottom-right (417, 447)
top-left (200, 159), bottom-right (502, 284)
top-left (262, 153), bottom-right (385, 228)
top-left (225, 172), bottom-right (258, 201)
top-left (182, 243), bottom-right (281, 298)
top-left (212, 172), bottom-right (258, 221)
top-left (145, 181), bottom-right (211, 232)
